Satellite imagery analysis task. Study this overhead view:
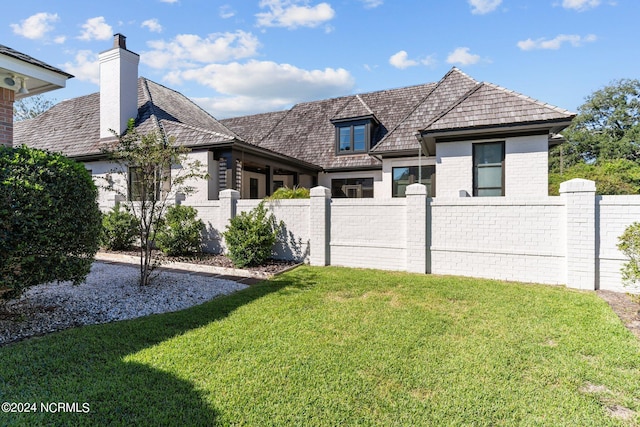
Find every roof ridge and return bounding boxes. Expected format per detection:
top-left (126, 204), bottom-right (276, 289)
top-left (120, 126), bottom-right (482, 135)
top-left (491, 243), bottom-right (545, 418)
top-left (163, 119), bottom-right (237, 140)
top-left (140, 77), bottom-right (166, 139)
top-left (355, 94), bottom-right (375, 116)
top-left (371, 68), bottom-right (477, 152)
top-left (481, 81), bottom-right (575, 115)
top-left (419, 82), bottom-right (484, 132)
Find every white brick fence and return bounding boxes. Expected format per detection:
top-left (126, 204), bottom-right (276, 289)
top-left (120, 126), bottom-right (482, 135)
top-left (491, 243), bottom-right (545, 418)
top-left (182, 179), bottom-right (640, 293)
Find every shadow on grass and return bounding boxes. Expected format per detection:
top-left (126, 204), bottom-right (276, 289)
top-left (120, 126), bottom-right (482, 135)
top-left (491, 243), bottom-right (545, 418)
top-left (0, 267), bottom-right (318, 426)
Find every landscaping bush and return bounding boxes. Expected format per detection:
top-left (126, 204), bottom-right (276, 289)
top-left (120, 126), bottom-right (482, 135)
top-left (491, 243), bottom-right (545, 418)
top-left (101, 203), bottom-right (139, 251)
top-left (222, 202), bottom-right (281, 267)
top-left (155, 204), bottom-right (204, 256)
top-left (267, 186), bottom-right (310, 199)
top-left (0, 145), bottom-right (102, 298)
top-left (618, 222), bottom-right (640, 285)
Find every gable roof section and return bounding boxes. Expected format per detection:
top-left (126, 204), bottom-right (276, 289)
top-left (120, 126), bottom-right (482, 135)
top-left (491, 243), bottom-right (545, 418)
top-left (420, 82), bottom-right (575, 136)
top-left (15, 77), bottom-right (239, 158)
top-left (224, 82), bottom-right (436, 170)
top-left (0, 45), bottom-right (72, 77)
top-left (371, 67), bottom-right (478, 154)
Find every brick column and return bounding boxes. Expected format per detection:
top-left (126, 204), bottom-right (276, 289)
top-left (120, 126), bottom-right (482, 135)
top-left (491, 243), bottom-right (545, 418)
top-left (219, 189), bottom-right (239, 252)
top-left (560, 178), bottom-right (596, 290)
top-left (406, 183), bottom-right (428, 273)
top-left (309, 186), bottom-right (331, 266)
top-left (0, 88), bottom-right (15, 148)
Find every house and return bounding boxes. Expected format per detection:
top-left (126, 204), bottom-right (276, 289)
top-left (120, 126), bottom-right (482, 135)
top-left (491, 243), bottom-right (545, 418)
top-left (15, 35), bottom-right (575, 203)
top-left (0, 44), bottom-right (73, 147)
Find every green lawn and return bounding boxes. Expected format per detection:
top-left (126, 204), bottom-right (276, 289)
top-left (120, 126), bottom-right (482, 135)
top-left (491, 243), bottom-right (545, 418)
top-left (1, 266), bottom-right (639, 426)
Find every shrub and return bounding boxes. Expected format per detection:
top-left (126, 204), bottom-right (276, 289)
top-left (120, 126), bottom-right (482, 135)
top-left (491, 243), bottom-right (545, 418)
top-left (267, 186), bottom-right (310, 200)
top-left (155, 204), bottom-right (204, 256)
top-left (101, 203), bottom-right (139, 251)
top-left (0, 146), bottom-right (102, 298)
top-left (222, 202), bottom-right (281, 268)
top-left (618, 222), bottom-right (640, 285)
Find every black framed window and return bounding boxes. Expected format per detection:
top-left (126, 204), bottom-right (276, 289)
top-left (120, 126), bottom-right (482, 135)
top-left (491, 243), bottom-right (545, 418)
top-left (335, 120), bottom-right (371, 154)
top-left (473, 142), bottom-right (504, 197)
top-left (392, 165), bottom-right (436, 197)
top-left (331, 178), bottom-right (374, 198)
top-left (128, 166), bottom-right (164, 201)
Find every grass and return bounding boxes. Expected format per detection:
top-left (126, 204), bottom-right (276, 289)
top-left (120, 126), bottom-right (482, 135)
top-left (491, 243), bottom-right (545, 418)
top-left (1, 266), bottom-right (639, 426)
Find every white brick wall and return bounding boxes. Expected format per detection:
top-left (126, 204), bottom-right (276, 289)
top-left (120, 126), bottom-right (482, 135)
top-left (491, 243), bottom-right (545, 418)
top-left (505, 135), bottom-right (548, 198)
top-left (597, 196), bottom-right (640, 293)
top-left (436, 135), bottom-right (550, 199)
top-left (329, 198), bottom-right (407, 271)
top-left (430, 197), bottom-right (565, 284)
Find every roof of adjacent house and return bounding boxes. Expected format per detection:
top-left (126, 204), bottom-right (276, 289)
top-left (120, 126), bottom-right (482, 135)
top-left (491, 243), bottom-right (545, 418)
top-left (14, 77), bottom-right (240, 159)
top-left (0, 44), bottom-right (74, 78)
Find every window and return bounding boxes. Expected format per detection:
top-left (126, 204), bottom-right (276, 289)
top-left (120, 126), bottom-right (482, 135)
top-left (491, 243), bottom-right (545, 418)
top-left (335, 120), bottom-right (372, 154)
top-left (392, 165), bottom-right (436, 197)
top-left (249, 177), bottom-right (259, 199)
top-left (331, 178), bottom-right (374, 198)
top-left (473, 142), bottom-right (504, 197)
top-left (128, 166), bottom-right (165, 201)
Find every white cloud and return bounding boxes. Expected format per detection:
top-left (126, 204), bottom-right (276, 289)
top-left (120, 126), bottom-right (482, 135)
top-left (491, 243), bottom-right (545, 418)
top-left (446, 47), bottom-right (481, 65)
top-left (361, 0), bottom-right (383, 8)
top-left (193, 95), bottom-right (296, 119)
top-left (61, 50), bottom-right (100, 84)
top-left (78, 17), bottom-right (113, 41)
top-left (389, 51), bottom-right (418, 69)
top-left (219, 5), bottom-right (236, 19)
top-left (172, 60), bottom-right (354, 101)
top-left (256, 0), bottom-right (335, 29)
top-left (141, 18), bottom-right (163, 33)
top-left (561, 0), bottom-right (600, 11)
top-left (11, 12), bottom-right (60, 40)
top-left (160, 0), bottom-right (179, 3)
top-left (468, 0), bottom-right (502, 14)
top-left (141, 31), bottom-right (260, 69)
top-left (517, 34), bottom-right (597, 50)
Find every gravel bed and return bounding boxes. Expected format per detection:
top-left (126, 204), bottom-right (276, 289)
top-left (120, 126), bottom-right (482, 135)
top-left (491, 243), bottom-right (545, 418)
top-left (0, 262), bottom-right (248, 346)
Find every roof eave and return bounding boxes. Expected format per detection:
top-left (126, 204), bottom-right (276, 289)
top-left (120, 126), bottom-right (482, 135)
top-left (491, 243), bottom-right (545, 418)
top-left (421, 118), bottom-right (575, 141)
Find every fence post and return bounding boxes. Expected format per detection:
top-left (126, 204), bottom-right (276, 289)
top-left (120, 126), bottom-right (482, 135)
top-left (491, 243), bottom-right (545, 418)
top-left (219, 189), bottom-right (239, 252)
top-left (406, 183), bottom-right (428, 273)
top-left (310, 186), bottom-right (331, 266)
top-left (560, 178), bottom-right (596, 290)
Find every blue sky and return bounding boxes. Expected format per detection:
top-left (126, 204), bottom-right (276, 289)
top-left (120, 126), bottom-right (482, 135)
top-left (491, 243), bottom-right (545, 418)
top-left (0, 0), bottom-right (636, 118)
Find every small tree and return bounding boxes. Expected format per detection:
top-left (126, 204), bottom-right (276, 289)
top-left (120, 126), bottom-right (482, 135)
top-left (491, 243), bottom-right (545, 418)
top-left (618, 222), bottom-right (640, 286)
top-left (223, 202), bottom-right (281, 268)
top-left (0, 146), bottom-right (102, 298)
top-left (102, 120), bottom-right (207, 285)
top-left (13, 94), bottom-right (56, 121)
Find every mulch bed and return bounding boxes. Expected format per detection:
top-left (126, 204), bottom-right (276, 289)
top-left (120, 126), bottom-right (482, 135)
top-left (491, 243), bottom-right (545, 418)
top-left (104, 249), bottom-right (299, 276)
top-left (597, 290), bottom-right (640, 340)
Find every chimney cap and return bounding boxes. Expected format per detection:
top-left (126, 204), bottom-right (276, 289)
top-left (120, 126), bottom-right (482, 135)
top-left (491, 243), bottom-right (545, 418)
top-left (113, 33), bottom-right (127, 49)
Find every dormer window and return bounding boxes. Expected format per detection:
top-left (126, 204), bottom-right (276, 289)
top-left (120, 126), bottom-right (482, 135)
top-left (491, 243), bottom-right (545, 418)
top-left (333, 117), bottom-right (376, 155)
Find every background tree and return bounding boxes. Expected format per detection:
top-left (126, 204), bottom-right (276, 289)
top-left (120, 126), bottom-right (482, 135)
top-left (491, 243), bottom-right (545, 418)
top-left (102, 120), bottom-right (207, 286)
top-left (13, 95), bottom-right (56, 121)
top-left (549, 79), bottom-right (640, 194)
top-left (0, 146), bottom-right (102, 298)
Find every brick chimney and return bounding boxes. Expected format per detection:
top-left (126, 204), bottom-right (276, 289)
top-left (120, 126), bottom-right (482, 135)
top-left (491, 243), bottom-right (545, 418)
top-left (98, 33), bottom-right (139, 138)
top-left (0, 87), bottom-right (14, 147)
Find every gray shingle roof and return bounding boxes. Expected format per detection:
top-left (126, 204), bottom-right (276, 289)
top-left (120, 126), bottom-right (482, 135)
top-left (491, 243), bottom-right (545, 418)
top-left (14, 77), bottom-right (238, 158)
top-left (0, 44), bottom-right (74, 78)
top-left (371, 68), bottom-right (478, 153)
top-left (421, 82), bottom-right (575, 133)
top-left (220, 110), bottom-right (288, 145)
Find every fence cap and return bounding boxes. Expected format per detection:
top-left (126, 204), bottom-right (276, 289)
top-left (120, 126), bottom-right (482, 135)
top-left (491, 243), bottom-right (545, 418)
top-left (559, 178), bottom-right (596, 194)
top-left (406, 183), bottom-right (427, 196)
top-left (310, 186), bottom-right (331, 198)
